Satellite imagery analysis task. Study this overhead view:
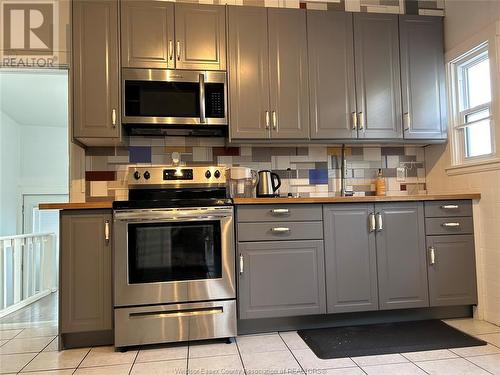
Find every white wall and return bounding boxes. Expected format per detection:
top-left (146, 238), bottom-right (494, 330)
top-left (0, 112), bottom-right (21, 236)
top-left (425, 0), bottom-right (500, 324)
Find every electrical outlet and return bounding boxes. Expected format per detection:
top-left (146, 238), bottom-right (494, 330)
top-left (397, 167), bottom-right (406, 182)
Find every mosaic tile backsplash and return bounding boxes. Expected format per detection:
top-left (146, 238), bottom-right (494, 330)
top-left (84, 137), bottom-right (426, 201)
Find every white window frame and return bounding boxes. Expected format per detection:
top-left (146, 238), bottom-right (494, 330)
top-left (446, 22), bottom-right (500, 175)
top-left (449, 42), bottom-right (494, 165)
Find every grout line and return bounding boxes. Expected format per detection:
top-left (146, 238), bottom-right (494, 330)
top-left (461, 356), bottom-right (496, 375)
top-left (278, 332), bottom-right (307, 375)
top-left (187, 340), bottom-right (191, 375)
top-left (127, 346), bottom-right (140, 375)
top-left (234, 336), bottom-right (248, 375)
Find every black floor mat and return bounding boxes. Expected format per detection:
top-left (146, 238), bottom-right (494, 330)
top-left (297, 320), bottom-right (486, 359)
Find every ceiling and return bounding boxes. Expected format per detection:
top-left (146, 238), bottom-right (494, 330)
top-left (0, 70), bottom-right (68, 128)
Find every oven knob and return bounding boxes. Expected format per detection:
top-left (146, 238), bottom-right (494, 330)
top-left (133, 171), bottom-right (141, 180)
top-left (144, 171), bottom-right (151, 180)
top-left (214, 170), bottom-right (221, 179)
top-left (205, 170), bottom-right (211, 179)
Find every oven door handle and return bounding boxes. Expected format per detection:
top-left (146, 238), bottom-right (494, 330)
top-left (115, 215), bottom-right (233, 222)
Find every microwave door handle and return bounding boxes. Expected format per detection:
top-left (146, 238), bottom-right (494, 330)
top-left (199, 73), bottom-right (206, 124)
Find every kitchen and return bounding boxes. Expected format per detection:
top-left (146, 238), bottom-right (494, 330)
top-left (1, 0), bottom-right (500, 374)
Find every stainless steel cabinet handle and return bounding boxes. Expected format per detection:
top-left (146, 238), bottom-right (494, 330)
top-left (369, 213), bottom-right (376, 232)
top-left (272, 111), bottom-right (277, 130)
top-left (271, 227), bottom-right (290, 233)
top-left (104, 220), bottom-right (110, 243)
top-left (239, 254), bottom-right (244, 275)
top-left (111, 109), bottom-right (117, 127)
top-left (429, 246), bottom-right (436, 265)
top-left (265, 111), bottom-right (270, 129)
top-left (168, 40), bottom-right (173, 61)
top-left (375, 212), bottom-right (383, 231)
top-left (404, 112), bottom-right (411, 131)
top-left (271, 208), bottom-right (290, 215)
top-left (442, 222), bottom-right (460, 227)
top-left (352, 112), bottom-right (358, 130)
top-left (176, 41), bottom-right (181, 61)
top-left (358, 112), bottom-right (365, 131)
top-left (199, 73), bottom-right (206, 124)
top-left (441, 204), bottom-right (459, 209)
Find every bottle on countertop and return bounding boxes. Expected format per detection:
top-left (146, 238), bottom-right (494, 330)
top-left (375, 168), bottom-right (386, 196)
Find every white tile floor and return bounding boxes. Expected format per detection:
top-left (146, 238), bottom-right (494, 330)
top-left (1, 318), bottom-right (500, 374)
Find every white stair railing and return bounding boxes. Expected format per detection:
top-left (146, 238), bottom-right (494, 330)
top-left (0, 233), bottom-right (57, 318)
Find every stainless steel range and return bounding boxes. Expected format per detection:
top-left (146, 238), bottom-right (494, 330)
top-left (113, 166), bottom-right (236, 349)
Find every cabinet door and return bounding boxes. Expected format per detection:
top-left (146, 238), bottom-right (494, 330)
top-left (60, 211), bottom-right (112, 333)
top-left (308, 11), bottom-right (356, 140)
top-left (121, 0), bottom-right (174, 68)
top-left (73, 0), bottom-right (120, 140)
top-left (228, 6), bottom-right (270, 140)
top-left (427, 235), bottom-right (477, 306)
top-left (238, 240), bottom-right (326, 319)
top-left (323, 205), bottom-right (378, 313)
top-left (375, 202), bottom-right (429, 310)
top-left (400, 16), bottom-right (446, 139)
top-left (175, 4), bottom-right (226, 70)
top-left (354, 13), bottom-right (402, 139)
top-left (268, 8), bottom-right (310, 139)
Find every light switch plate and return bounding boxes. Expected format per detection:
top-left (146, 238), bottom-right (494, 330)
top-left (397, 167), bottom-right (406, 182)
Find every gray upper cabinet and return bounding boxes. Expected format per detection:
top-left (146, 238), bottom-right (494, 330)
top-left (268, 8), bottom-right (309, 139)
top-left (60, 210), bottom-right (113, 337)
top-left (238, 240), bottom-right (326, 319)
top-left (228, 6), bottom-right (270, 139)
top-left (354, 13), bottom-right (402, 139)
top-left (175, 4), bottom-right (226, 70)
top-left (121, 1), bottom-right (174, 69)
top-left (323, 204), bottom-right (378, 313)
top-left (375, 202), bottom-right (429, 310)
top-left (73, 0), bottom-right (120, 141)
top-left (121, 2), bottom-right (224, 70)
top-left (427, 235), bottom-right (478, 306)
top-left (400, 16), bottom-right (446, 139)
top-left (307, 11), bottom-right (356, 140)
top-left (228, 6), bottom-right (309, 140)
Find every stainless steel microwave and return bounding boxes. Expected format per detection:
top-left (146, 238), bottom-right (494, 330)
top-left (122, 68), bottom-right (227, 129)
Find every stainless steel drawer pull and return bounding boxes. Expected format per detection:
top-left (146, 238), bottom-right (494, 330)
top-left (441, 205), bottom-right (459, 209)
top-left (404, 112), bottom-right (411, 131)
top-left (272, 111), bottom-right (277, 130)
top-left (369, 213), bottom-right (376, 232)
top-left (271, 208), bottom-right (290, 215)
top-left (104, 220), bottom-right (110, 242)
top-left (130, 307), bottom-right (223, 319)
top-left (442, 222), bottom-right (460, 227)
top-left (265, 111), bottom-right (270, 129)
top-left (271, 227), bottom-right (290, 233)
top-left (168, 40), bottom-right (174, 60)
top-left (352, 112), bottom-right (358, 130)
top-left (429, 246), bottom-right (436, 265)
top-left (358, 112), bottom-right (365, 131)
top-left (111, 109), bottom-right (117, 127)
top-left (176, 41), bottom-right (181, 61)
top-left (375, 212), bottom-right (383, 231)
top-left (239, 254), bottom-right (244, 275)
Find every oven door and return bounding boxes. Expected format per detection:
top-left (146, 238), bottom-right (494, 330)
top-left (113, 207), bottom-right (235, 307)
top-left (122, 68), bottom-right (227, 126)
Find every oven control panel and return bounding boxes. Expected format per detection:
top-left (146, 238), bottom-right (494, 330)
top-left (128, 166), bottom-right (226, 186)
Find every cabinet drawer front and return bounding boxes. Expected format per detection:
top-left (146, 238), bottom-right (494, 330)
top-left (237, 222), bottom-right (323, 241)
top-left (425, 217), bottom-right (473, 235)
top-left (237, 205), bottom-right (322, 222)
top-left (424, 200), bottom-right (472, 217)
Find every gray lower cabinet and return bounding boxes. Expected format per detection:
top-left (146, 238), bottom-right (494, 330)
top-left (238, 240), bottom-right (326, 319)
top-left (307, 11), bottom-right (356, 140)
top-left (400, 15), bottom-right (446, 139)
top-left (72, 0), bottom-right (120, 144)
top-left (60, 210), bottom-right (113, 347)
top-left (323, 204), bottom-right (378, 313)
top-left (427, 235), bottom-right (478, 306)
top-left (354, 13), bottom-right (402, 139)
top-left (375, 202), bottom-right (429, 310)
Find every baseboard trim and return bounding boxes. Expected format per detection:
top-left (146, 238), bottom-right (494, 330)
top-left (60, 330), bottom-right (114, 349)
top-left (237, 305), bottom-right (473, 335)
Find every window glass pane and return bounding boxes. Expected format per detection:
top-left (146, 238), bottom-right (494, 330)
top-left (465, 119), bottom-right (492, 158)
top-left (466, 58), bottom-right (491, 108)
